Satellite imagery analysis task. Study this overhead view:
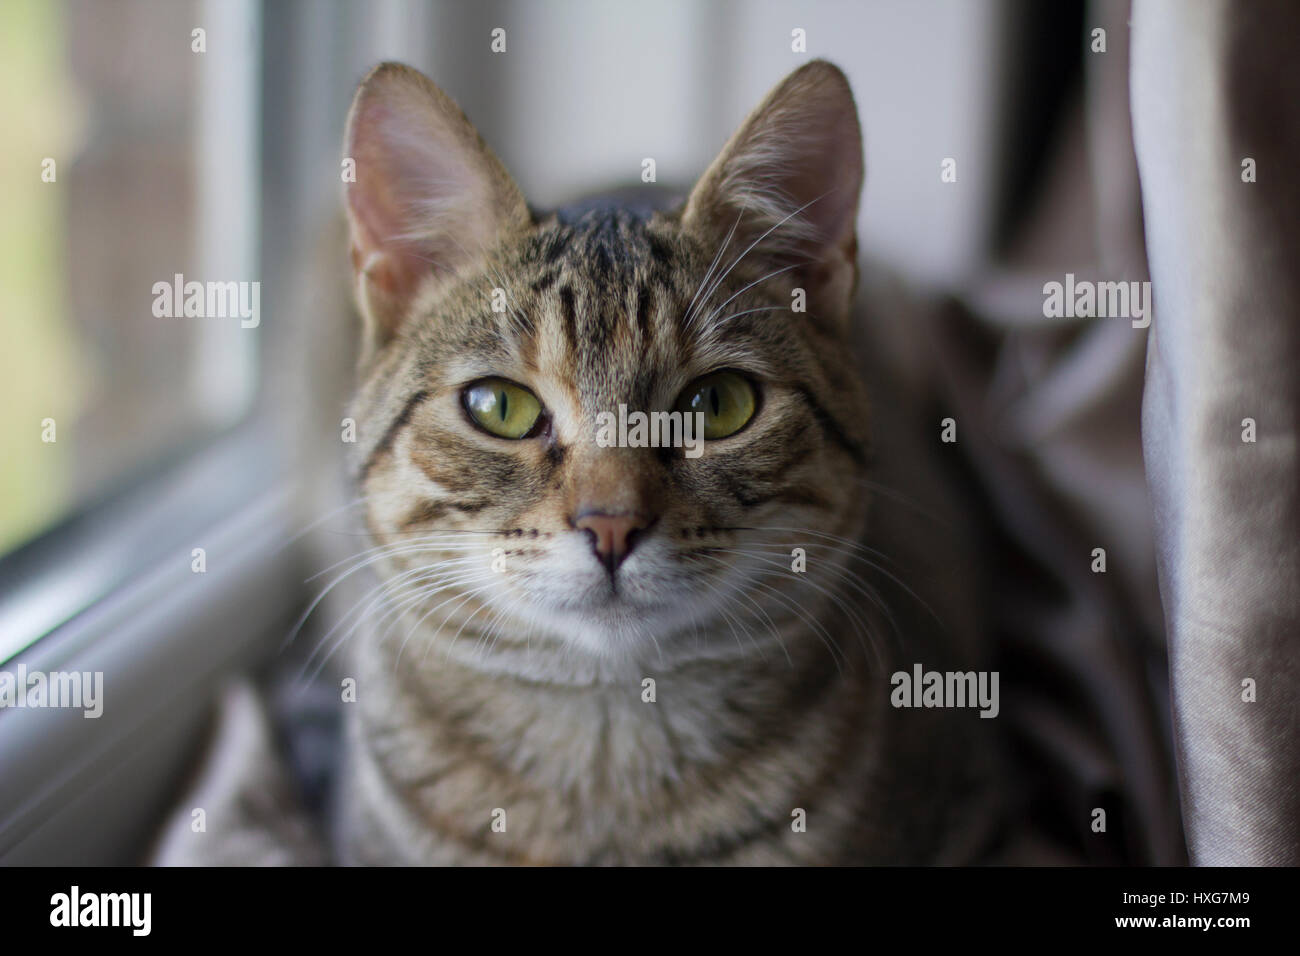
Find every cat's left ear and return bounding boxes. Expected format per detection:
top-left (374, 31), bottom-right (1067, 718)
top-left (343, 63), bottom-right (531, 351)
top-left (682, 60), bottom-right (863, 325)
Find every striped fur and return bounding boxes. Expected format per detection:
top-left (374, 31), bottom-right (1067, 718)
top-left (327, 61), bottom-right (1006, 865)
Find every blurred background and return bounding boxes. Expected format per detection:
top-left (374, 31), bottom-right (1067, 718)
top-left (4, 0), bottom-right (1178, 866)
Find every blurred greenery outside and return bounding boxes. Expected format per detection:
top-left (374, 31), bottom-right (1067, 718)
top-left (0, 0), bottom-right (85, 554)
top-left (1, 0), bottom-right (208, 557)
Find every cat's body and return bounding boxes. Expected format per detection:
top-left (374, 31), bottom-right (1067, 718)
top-left (154, 61), bottom-right (1013, 866)
top-left (339, 596), bottom-right (999, 865)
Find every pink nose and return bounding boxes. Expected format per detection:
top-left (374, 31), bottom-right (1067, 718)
top-left (573, 511), bottom-right (652, 573)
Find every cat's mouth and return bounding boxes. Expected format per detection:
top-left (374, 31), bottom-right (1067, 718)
top-left (509, 539), bottom-right (754, 653)
top-left (543, 577), bottom-right (647, 615)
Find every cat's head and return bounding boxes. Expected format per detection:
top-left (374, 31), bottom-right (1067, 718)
top-left (342, 60), bottom-right (869, 663)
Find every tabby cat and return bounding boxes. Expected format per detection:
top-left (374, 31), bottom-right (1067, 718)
top-left (155, 59), bottom-right (1010, 865)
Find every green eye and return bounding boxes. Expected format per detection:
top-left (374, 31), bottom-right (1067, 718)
top-left (463, 378), bottom-right (543, 439)
top-left (676, 371), bottom-right (757, 440)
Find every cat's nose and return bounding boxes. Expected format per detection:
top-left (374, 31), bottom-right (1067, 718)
top-left (573, 510), bottom-right (652, 573)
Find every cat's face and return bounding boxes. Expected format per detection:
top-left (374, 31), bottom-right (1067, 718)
top-left (344, 61), bottom-right (868, 662)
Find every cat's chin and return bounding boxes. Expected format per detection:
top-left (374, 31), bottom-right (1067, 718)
top-left (531, 598), bottom-right (662, 658)
top-left (491, 542), bottom-right (766, 662)
top-left (524, 591), bottom-right (739, 664)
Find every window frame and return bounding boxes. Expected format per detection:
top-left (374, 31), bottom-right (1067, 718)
top-left (0, 422), bottom-right (302, 863)
top-left (0, 0), bottom-right (295, 865)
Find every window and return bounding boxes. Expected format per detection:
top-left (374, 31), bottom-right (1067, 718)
top-left (0, 0), bottom-right (261, 660)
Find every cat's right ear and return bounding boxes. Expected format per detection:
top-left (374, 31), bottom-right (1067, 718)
top-left (343, 63), bottom-right (530, 350)
top-left (681, 60), bottom-right (864, 328)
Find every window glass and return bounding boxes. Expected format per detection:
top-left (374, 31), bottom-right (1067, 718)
top-left (0, 0), bottom-right (257, 555)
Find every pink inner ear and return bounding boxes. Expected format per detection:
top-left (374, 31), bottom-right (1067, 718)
top-left (345, 75), bottom-right (511, 318)
top-left (346, 101), bottom-right (444, 304)
top-left (790, 102), bottom-right (863, 255)
top-left (743, 92), bottom-right (862, 264)
top-left (341, 65), bottom-right (534, 344)
top-left (687, 65), bottom-right (864, 279)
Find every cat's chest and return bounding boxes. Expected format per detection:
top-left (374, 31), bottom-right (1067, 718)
top-left (336, 637), bottom-right (882, 864)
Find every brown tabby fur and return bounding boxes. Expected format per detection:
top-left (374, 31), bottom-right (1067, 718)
top-left (155, 60), bottom-right (1009, 866)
